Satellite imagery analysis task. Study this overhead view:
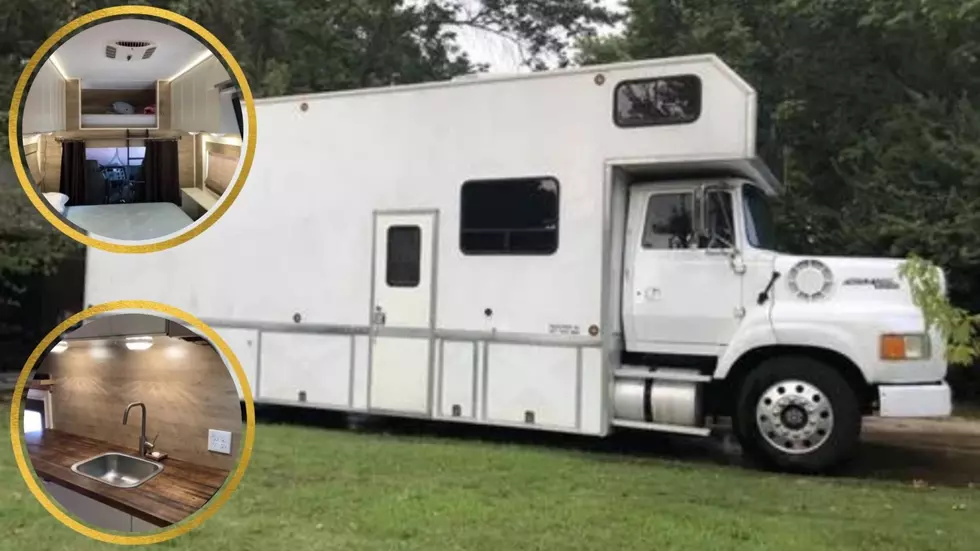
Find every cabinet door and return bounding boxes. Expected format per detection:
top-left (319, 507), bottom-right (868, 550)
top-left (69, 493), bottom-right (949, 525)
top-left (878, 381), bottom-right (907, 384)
top-left (131, 516), bottom-right (162, 532)
top-left (44, 481), bottom-right (133, 532)
top-left (22, 64), bottom-right (44, 134)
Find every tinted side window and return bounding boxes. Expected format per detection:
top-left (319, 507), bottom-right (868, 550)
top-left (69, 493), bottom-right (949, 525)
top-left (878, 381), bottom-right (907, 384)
top-left (614, 75), bottom-right (702, 127)
top-left (703, 190), bottom-right (735, 249)
top-left (386, 225), bottom-right (421, 287)
top-left (460, 177), bottom-right (559, 255)
top-left (643, 193), bottom-right (696, 249)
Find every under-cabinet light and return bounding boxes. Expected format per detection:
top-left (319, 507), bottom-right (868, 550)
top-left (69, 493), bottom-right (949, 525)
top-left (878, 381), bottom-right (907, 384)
top-left (168, 50), bottom-right (214, 81)
top-left (49, 53), bottom-right (69, 80)
top-left (125, 336), bottom-right (154, 351)
top-left (51, 341), bottom-right (68, 354)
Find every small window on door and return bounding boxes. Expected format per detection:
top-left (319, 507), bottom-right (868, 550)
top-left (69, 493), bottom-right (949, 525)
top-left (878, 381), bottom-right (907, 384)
top-left (642, 192), bottom-right (696, 249)
top-left (386, 225), bottom-right (422, 287)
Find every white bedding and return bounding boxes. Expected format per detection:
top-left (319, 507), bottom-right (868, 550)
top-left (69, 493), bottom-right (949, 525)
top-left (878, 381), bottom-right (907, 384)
top-left (63, 202), bottom-right (193, 241)
top-left (80, 114), bottom-right (157, 128)
top-left (42, 192), bottom-right (69, 214)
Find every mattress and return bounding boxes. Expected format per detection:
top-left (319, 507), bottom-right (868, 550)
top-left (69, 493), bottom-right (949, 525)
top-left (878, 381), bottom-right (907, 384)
top-left (80, 114), bottom-right (157, 128)
top-left (63, 202), bottom-right (193, 241)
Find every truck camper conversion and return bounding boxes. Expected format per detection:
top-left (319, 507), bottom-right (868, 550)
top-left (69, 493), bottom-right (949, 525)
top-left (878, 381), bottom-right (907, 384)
top-left (82, 55), bottom-right (952, 473)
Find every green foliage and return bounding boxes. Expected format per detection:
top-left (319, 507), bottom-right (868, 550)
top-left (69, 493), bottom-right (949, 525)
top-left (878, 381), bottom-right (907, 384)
top-left (900, 256), bottom-right (980, 366)
top-left (0, 0), bottom-right (614, 317)
top-left (580, 0), bottom-right (980, 359)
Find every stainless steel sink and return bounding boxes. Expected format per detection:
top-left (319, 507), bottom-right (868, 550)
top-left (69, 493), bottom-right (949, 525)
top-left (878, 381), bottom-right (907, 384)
top-left (70, 453), bottom-right (163, 489)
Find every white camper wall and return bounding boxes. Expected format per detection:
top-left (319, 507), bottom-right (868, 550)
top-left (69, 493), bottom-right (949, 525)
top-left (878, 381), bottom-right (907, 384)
top-left (84, 55), bottom-right (756, 435)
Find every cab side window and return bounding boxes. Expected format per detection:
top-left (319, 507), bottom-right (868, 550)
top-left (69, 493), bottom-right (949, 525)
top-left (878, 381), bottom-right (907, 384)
top-left (642, 192), bottom-right (696, 249)
top-left (702, 190), bottom-right (735, 249)
top-left (642, 189), bottom-right (735, 250)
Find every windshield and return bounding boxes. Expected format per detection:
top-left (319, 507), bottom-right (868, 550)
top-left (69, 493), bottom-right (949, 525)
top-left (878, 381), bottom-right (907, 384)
top-left (742, 184), bottom-right (777, 250)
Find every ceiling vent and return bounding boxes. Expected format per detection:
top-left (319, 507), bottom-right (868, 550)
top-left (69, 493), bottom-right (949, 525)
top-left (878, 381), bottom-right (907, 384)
top-left (105, 40), bottom-right (157, 61)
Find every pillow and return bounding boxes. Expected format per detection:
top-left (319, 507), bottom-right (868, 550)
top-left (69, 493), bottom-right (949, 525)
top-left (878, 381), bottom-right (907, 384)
top-left (42, 192), bottom-right (69, 214)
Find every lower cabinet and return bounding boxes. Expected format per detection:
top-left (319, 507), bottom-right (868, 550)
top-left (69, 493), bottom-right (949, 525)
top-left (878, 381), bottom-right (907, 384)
top-left (131, 517), bottom-right (161, 532)
top-left (43, 481), bottom-right (161, 532)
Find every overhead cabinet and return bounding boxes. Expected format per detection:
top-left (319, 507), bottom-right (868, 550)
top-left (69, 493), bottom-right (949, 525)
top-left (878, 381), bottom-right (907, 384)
top-left (171, 56), bottom-right (233, 134)
top-left (64, 314), bottom-right (198, 340)
top-left (22, 60), bottom-right (67, 134)
top-left (79, 84), bottom-right (160, 129)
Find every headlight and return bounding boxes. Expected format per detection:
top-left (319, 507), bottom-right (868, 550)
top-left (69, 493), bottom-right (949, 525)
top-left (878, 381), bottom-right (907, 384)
top-left (880, 334), bottom-right (931, 360)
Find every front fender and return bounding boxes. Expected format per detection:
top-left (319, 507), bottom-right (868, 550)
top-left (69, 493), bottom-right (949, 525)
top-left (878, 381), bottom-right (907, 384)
top-left (714, 312), bottom-right (868, 383)
top-left (714, 309), bottom-right (777, 379)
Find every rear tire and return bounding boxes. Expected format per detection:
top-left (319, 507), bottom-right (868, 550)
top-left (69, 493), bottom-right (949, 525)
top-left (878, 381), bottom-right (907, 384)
top-left (733, 355), bottom-right (861, 474)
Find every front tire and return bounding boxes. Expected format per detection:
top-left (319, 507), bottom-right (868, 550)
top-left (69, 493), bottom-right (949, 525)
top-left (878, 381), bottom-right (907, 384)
top-left (733, 356), bottom-right (861, 474)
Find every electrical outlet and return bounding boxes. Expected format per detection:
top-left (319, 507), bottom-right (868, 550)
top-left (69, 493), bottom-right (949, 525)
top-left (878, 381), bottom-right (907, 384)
top-left (208, 429), bottom-right (232, 455)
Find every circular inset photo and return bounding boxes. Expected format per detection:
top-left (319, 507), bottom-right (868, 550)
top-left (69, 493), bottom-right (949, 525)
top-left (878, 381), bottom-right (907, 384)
top-left (10, 7), bottom-right (255, 252)
top-left (15, 311), bottom-right (247, 537)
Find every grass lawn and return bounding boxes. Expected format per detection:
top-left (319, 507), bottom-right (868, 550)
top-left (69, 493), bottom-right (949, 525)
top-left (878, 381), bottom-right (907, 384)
top-left (0, 402), bottom-right (977, 551)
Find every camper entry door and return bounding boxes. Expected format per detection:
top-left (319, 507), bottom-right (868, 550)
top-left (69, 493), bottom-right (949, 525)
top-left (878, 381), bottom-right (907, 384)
top-left (369, 211), bottom-right (437, 414)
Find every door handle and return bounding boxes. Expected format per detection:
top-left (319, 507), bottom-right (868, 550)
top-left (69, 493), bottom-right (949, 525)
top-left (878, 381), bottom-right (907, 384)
top-left (372, 306), bottom-right (386, 326)
top-left (639, 287), bottom-right (660, 301)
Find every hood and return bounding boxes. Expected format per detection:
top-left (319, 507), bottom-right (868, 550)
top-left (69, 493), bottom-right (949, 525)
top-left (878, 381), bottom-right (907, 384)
top-left (771, 255), bottom-right (932, 309)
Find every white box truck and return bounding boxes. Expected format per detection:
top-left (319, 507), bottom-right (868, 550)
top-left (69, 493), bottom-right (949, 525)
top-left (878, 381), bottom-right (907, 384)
top-left (83, 54), bottom-right (952, 473)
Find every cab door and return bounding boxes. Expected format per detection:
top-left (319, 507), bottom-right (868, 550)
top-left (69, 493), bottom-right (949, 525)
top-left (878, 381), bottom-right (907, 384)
top-left (622, 184), bottom-right (743, 353)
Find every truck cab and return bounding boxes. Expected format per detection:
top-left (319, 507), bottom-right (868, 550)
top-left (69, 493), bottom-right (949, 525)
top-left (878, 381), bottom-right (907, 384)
top-left (616, 175), bottom-right (951, 472)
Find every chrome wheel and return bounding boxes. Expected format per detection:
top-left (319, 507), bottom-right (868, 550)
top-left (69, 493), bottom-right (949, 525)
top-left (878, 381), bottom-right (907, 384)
top-left (755, 379), bottom-right (834, 455)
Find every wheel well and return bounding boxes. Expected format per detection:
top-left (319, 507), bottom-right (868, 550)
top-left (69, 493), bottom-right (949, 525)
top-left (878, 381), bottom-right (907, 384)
top-left (707, 345), bottom-right (874, 416)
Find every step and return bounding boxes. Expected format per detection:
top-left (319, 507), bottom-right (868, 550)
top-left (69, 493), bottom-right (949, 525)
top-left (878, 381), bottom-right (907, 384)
top-left (611, 419), bottom-right (712, 437)
top-left (615, 366), bottom-right (712, 383)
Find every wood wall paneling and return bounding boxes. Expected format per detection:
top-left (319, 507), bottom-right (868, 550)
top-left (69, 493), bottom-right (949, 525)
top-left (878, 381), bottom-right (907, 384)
top-left (179, 133), bottom-right (196, 188)
top-left (41, 133), bottom-right (62, 193)
top-left (156, 81), bottom-right (170, 131)
top-left (24, 142), bottom-right (43, 188)
top-left (203, 141), bottom-right (241, 194)
top-left (66, 80), bottom-right (80, 131)
top-left (204, 153), bottom-right (239, 195)
top-left (38, 335), bottom-right (242, 471)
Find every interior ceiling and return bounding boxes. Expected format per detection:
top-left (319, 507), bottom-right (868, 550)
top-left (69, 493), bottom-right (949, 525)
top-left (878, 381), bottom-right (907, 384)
top-left (53, 19), bottom-right (210, 89)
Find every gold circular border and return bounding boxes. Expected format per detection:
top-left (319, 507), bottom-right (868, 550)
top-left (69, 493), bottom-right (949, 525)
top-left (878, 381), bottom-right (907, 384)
top-left (7, 6), bottom-right (257, 254)
top-left (9, 301), bottom-right (256, 545)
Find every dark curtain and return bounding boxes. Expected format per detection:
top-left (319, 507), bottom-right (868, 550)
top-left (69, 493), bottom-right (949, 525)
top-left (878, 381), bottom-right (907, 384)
top-left (58, 140), bottom-right (87, 205)
top-left (142, 139), bottom-right (180, 205)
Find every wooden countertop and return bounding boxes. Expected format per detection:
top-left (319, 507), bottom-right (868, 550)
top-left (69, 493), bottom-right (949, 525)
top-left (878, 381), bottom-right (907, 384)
top-left (25, 429), bottom-right (230, 527)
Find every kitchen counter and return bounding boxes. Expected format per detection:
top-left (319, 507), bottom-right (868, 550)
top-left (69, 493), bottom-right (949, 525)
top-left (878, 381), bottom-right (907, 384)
top-left (25, 429), bottom-right (230, 527)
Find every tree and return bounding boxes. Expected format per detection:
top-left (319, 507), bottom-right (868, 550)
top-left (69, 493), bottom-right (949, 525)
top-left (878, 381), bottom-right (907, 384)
top-left (579, 0), bottom-right (980, 400)
top-left (901, 256), bottom-right (979, 367)
top-left (0, 0), bottom-right (615, 367)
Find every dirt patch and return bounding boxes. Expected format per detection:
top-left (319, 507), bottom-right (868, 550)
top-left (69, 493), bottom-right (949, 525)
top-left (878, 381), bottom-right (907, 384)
top-left (846, 417), bottom-right (980, 486)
